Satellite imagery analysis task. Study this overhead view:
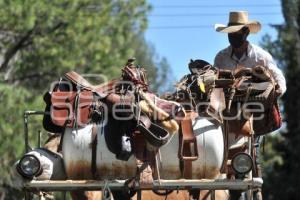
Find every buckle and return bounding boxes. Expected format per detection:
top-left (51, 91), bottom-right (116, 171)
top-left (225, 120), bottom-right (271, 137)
top-left (180, 138), bottom-right (198, 161)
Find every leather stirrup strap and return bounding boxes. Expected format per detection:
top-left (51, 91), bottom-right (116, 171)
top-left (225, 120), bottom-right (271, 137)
top-left (183, 159), bottom-right (193, 179)
top-left (179, 112), bottom-right (198, 179)
top-left (91, 125), bottom-right (98, 179)
top-left (179, 113), bottom-right (198, 161)
top-left (132, 132), bottom-right (153, 185)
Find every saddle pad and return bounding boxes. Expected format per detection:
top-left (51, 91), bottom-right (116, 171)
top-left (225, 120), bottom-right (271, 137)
top-left (50, 91), bottom-right (94, 127)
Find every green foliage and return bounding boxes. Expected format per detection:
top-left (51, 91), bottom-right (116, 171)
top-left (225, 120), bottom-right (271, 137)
top-left (0, 0), bottom-right (154, 88)
top-left (0, 0), bottom-right (173, 198)
top-left (261, 134), bottom-right (284, 195)
top-left (129, 34), bottom-right (174, 92)
top-left (0, 84), bottom-right (44, 197)
top-left (260, 0), bottom-right (300, 199)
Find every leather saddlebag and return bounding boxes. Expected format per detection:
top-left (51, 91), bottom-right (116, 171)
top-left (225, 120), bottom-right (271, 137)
top-left (253, 101), bottom-right (282, 135)
top-left (227, 101), bottom-right (282, 136)
top-left (43, 91), bottom-right (64, 133)
top-left (50, 91), bottom-right (94, 127)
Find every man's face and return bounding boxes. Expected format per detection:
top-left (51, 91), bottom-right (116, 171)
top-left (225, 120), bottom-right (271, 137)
top-left (228, 27), bottom-right (250, 48)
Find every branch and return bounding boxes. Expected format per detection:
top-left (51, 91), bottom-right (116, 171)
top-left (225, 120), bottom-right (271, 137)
top-left (33, 21), bottom-right (67, 36)
top-left (0, 28), bottom-right (35, 72)
top-left (0, 21), bottom-right (68, 74)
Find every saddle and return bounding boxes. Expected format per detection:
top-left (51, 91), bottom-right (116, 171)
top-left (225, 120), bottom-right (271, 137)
top-left (174, 60), bottom-right (225, 124)
top-left (232, 67), bottom-right (275, 104)
top-left (168, 61), bottom-right (227, 178)
top-left (41, 59), bottom-right (188, 188)
top-left (221, 66), bottom-right (281, 136)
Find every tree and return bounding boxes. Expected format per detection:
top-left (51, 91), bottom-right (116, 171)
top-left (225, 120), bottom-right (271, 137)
top-left (129, 34), bottom-right (175, 92)
top-left (261, 1), bottom-right (300, 199)
top-left (0, 84), bottom-right (45, 199)
top-left (0, 0), bottom-right (172, 89)
top-left (0, 0), bottom-right (173, 198)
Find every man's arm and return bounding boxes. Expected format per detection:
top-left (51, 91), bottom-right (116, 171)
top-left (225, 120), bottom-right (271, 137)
top-left (265, 53), bottom-right (287, 96)
top-left (213, 52), bottom-right (223, 69)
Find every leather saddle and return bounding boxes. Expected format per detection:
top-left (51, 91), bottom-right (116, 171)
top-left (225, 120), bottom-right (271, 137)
top-left (174, 64), bottom-right (225, 124)
top-left (44, 68), bottom-right (175, 151)
top-left (233, 66), bottom-right (275, 102)
top-left (223, 67), bottom-right (280, 136)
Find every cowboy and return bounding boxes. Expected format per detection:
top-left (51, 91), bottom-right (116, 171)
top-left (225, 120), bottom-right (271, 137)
top-left (214, 11), bottom-right (286, 95)
top-left (213, 11), bottom-right (286, 200)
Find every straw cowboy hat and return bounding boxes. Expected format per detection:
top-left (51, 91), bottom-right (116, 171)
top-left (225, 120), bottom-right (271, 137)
top-left (215, 11), bottom-right (261, 33)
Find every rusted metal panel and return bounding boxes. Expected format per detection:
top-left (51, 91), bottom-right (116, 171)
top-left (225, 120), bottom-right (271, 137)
top-left (63, 117), bottom-right (224, 180)
top-left (63, 125), bottom-right (136, 180)
top-left (159, 117), bottom-right (224, 179)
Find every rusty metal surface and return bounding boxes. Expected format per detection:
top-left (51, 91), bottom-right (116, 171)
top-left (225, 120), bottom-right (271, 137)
top-left (97, 163), bottom-right (136, 179)
top-left (66, 160), bottom-right (93, 179)
top-left (63, 124), bottom-right (137, 180)
top-left (159, 117), bottom-right (224, 180)
top-left (63, 117), bottom-right (225, 181)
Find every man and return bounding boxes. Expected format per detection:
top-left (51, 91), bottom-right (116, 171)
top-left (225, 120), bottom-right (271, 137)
top-left (213, 11), bottom-right (286, 200)
top-left (214, 11), bottom-right (286, 95)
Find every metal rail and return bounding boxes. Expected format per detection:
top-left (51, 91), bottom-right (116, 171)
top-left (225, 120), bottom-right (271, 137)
top-left (24, 178), bottom-right (263, 192)
top-left (22, 110), bottom-right (263, 200)
top-left (23, 111), bottom-right (46, 153)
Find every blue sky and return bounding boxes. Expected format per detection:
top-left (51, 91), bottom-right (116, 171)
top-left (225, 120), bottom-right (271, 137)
top-left (145, 0), bottom-right (284, 80)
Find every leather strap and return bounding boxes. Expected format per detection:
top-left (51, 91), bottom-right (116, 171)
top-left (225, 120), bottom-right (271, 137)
top-left (65, 71), bottom-right (94, 91)
top-left (132, 131), bottom-right (154, 185)
top-left (183, 160), bottom-right (193, 179)
top-left (179, 112), bottom-right (198, 161)
top-left (91, 125), bottom-right (98, 179)
top-left (179, 111), bottom-right (198, 179)
top-left (64, 71), bottom-right (113, 98)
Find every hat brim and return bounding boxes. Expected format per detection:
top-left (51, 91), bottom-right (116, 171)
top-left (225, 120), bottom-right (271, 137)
top-left (215, 21), bottom-right (261, 34)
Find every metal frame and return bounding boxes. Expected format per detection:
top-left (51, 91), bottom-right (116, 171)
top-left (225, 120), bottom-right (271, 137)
top-left (22, 110), bottom-right (262, 199)
top-left (23, 111), bottom-right (46, 153)
top-left (23, 178), bottom-right (263, 191)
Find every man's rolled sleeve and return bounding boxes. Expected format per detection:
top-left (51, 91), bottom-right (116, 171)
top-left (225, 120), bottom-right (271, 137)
top-left (266, 54), bottom-right (287, 95)
top-left (214, 52), bottom-right (224, 69)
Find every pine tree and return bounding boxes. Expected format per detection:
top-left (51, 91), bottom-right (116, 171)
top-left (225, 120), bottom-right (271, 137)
top-left (262, 1), bottom-right (300, 199)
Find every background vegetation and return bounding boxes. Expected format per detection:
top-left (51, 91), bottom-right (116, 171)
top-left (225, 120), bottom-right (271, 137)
top-left (0, 0), bottom-right (173, 199)
top-left (0, 0), bottom-right (299, 199)
top-left (260, 0), bottom-right (300, 199)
